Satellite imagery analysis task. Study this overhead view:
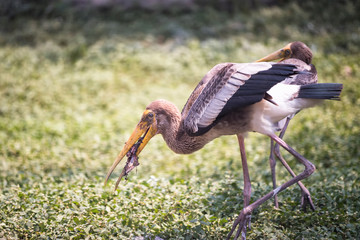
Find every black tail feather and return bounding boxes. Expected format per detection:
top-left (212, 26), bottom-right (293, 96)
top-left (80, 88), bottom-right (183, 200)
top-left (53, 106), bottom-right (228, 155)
top-left (297, 83), bottom-right (343, 100)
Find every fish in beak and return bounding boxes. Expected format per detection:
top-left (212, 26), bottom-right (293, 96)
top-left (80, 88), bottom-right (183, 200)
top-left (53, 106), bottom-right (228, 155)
top-left (256, 43), bottom-right (292, 62)
top-left (104, 110), bottom-right (157, 190)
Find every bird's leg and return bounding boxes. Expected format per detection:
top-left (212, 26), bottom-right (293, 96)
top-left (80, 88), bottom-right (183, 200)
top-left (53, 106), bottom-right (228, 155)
top-left (268, 115), bottom-right (293, 209)
top-left (227, 134), bottom-right (316, 240)
top-left (268, 116), bottom-right (293, 208)
top-left (237, 134), bottom-right (252, 239)
top-left (274, 141), bottom-right (315, 211)
top-left (269, 139), bottom-right (279, 208)
top-left (273, 117), bottom-right (316, 211)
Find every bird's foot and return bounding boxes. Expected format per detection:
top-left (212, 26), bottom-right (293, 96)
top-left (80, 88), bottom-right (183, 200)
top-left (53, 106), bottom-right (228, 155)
top-left (227, 209), bottom-right (252, 240)
top-left (301, 191), bottom-right (315, 212)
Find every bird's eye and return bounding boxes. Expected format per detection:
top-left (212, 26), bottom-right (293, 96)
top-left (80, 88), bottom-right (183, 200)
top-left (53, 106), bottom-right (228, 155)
top-left (284, 49), bottom-right (291, 57)
top-left (148, 112), bottom-right (154, 118)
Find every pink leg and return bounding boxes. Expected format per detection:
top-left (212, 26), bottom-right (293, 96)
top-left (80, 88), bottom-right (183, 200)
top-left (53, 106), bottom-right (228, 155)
top-left (270, 116), bottom-right (315, 211)
top-left (237, 134), bottom-right (252, 240)
top-left (227, 134), bottom-right (316, 240)
top-left (268, 116), bottom-right (292, 209)
top-left (273, 142), bottom-right (315, 211)
top-left (269, 139), bottom-right (279, 208)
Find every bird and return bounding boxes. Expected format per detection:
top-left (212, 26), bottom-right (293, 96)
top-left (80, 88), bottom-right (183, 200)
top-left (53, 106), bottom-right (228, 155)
top-left (256, 41), bottom-right (317, 211)
top-left (105, 60), bottom-right (342, 239)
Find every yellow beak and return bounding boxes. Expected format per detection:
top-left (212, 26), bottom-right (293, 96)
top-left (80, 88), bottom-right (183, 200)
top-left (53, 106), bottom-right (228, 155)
top-left (256, 43), bottom-right (292, 62)
top-left (104, 110), bottom-right (157, 190)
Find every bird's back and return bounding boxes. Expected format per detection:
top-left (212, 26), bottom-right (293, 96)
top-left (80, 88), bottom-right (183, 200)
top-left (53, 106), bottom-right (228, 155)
top-left (280, 58), bottom-right (317, 85)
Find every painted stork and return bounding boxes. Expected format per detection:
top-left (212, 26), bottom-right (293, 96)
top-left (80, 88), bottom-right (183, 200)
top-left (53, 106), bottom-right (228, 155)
top-left (256, 41), bottom-right (317, 210)
top-left (105, 59), bottom-right (342, 239)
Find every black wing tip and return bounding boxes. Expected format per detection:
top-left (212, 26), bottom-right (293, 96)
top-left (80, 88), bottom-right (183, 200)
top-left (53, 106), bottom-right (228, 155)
top-left (298, 83), bottom-right (343, 100)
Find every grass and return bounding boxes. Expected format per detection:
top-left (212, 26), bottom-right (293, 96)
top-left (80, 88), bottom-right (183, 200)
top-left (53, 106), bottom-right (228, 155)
top-left (1, 3), bottom-right (360, 239)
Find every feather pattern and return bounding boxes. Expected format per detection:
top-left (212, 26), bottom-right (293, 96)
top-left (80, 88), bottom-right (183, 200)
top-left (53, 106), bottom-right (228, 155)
top-left (297, 83), bottom-right (343, 100)
top-left (183, 62), bottom-right (298, 136)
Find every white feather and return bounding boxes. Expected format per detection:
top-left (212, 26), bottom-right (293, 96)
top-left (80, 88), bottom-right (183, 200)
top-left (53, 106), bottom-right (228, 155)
top-left (228, 78), bottom-right (243, 86)
top-left (230, 73), bottom-right (249, 82)
top-left (251, 83), bottom-right (322, 135)
top-left (265, 83), bottom-right (301, 121)
top-left (234, 62), bottom-right (273, 75)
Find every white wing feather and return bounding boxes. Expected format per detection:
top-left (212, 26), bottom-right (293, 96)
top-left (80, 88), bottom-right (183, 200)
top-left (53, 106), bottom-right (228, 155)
top-left (186, 62), bottom-right (273, 133)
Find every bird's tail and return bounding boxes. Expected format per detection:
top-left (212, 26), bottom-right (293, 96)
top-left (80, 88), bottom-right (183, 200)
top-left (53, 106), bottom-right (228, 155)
top-left (297, 83), bottom-right (343, 100)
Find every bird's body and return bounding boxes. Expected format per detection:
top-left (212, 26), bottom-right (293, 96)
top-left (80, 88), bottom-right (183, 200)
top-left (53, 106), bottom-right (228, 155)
top-left (146, 62), bottom-right (317, 154)
top-left (105, 43), bottom-right (343, 240)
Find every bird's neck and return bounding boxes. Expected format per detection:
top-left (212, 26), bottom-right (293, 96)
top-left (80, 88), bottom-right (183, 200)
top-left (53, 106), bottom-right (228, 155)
top-left (176, 123), bottom-right (211, 154)
top-left (157, 105), bottom-right (210, 155)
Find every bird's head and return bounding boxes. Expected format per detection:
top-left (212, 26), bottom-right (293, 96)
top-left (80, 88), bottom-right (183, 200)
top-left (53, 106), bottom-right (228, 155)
top-left (104, 99), bottom-right (178, 190)
top-left (104, 108), bottom-right (158, 190)
top-left (256, 41), bottom-right (312, 64)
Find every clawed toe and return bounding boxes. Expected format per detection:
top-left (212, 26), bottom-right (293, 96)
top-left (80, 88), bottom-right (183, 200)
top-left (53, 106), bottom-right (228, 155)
top-left (227, 210), bottom-right (252, 240)
top-left (301, 193), bottom-right (315, 212)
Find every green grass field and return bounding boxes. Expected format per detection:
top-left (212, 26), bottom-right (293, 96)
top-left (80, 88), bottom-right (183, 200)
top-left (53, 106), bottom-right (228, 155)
top-left (1, 2), bottom-right (360, 239)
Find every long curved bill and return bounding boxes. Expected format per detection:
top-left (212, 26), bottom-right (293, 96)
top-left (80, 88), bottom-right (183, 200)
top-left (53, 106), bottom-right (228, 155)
top-left (104, 110), bottom-right (157, 190)
top-left (256, 43), bottom-right (292, 62)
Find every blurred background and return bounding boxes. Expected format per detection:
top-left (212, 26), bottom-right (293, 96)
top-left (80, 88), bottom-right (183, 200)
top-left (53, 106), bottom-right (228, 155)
top-left (0, 0), bottom-right (359, 239)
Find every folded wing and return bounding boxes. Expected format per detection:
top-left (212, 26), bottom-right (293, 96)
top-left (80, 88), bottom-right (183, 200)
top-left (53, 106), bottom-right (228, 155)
top-left (183, 62), bottom-right (299, 136)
